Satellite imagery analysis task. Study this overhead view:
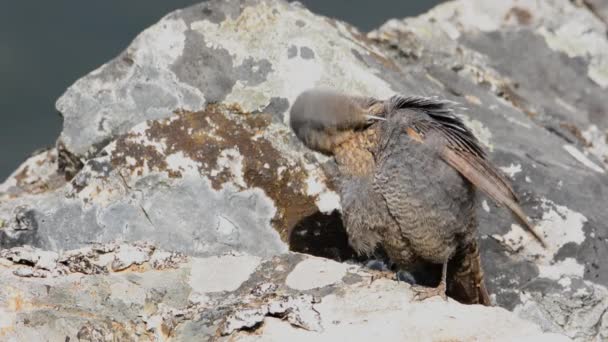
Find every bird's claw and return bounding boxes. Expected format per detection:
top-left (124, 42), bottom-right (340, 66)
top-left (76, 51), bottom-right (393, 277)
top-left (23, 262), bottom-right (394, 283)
top-left (370, 270), bottom-right (396, 284)
top-left (411, 282), bottom-right (448, 302)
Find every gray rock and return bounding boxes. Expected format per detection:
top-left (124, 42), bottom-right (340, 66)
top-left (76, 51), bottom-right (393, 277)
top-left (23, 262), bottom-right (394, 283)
top-left (0, 0), bottom-right (607, 340)
top-left (581, 0), bottom-right (608, 25)
top-left (54, 0), bottom-right (398, 158)
top-left (0, 243), bottom-right (570, 341)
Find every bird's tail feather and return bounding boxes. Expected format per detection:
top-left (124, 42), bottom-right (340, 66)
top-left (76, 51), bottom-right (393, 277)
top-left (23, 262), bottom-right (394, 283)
top-left (448, 240), bottom-right (492, 306)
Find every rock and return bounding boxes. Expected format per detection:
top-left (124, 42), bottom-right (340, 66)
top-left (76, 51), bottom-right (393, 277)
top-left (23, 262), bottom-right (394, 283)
top-left (54, 0), bottom-right (397, 158)
top-left (111, 242), bottom-right (155, 271)
top-left (220, 293), bottom-right (322, 335)
top-left (0, 245), bottom-right (58, 272)
top-left (0, 105), bottom-right (322, 258)
top-left (0, 243), bottom-right (568, 341)
top-left (581, 0), bottom-right (608, 25)
top-left (0, 0), bottom-right (607, 340)
top-left (0, 148), bottom-right (64, 200)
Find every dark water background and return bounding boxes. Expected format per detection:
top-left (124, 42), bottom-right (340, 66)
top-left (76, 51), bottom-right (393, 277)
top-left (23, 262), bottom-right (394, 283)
top-left (0, 0), bottom-right (442, 180)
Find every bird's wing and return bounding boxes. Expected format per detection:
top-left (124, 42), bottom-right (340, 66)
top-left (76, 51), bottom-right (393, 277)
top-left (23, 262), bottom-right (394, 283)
top-left (389, 96), bottom-right (547, 247)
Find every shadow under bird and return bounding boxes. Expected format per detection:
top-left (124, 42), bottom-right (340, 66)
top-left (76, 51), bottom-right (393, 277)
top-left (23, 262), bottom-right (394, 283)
top-left (289, 88), bottom-right (546, 306)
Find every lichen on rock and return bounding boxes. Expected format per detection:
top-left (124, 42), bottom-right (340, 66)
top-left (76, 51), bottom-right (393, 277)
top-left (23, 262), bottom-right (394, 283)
top-left (1, 0), bottom-right (607, 340)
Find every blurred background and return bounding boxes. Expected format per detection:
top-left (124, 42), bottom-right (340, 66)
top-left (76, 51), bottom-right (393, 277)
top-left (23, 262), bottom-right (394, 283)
top-left (0, 0), bottom-right (443, 180)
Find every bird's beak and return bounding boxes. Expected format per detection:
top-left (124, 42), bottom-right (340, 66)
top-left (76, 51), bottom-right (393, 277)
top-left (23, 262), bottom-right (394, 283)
top-left (365, 114), bottom-right (386, 121)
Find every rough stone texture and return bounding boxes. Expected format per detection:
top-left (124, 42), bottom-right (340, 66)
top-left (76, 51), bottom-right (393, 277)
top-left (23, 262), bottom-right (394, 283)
top-left (0, 0), bottom-right (607, 340)
top-left (54, 0), bottom-right (397, 158)
top-left (0, 103), bottom-right (351, 258)
top-left (582, 0), bottom-right (608, 25)
top-left (0, 243), bottom-right (568, 341)
top-left (0, 149), bottom-right (65, 200)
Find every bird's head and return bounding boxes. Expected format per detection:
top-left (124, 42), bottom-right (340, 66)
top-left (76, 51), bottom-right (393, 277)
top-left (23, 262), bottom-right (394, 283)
top-left (289, 88), bottom-right (385, 154)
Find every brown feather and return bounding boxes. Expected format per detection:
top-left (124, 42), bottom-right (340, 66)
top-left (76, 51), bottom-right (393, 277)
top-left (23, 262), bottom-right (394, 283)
top-left (441, 148), bottom-right (547, 247)
top-left (405, 127), bottom-right (424, 143)
top-left (449, 240), bottom-right (492, 306)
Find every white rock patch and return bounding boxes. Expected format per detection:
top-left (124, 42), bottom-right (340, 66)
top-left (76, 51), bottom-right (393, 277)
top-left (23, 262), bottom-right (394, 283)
top-left (482, 200), bottom-right (491, 213)
top-left (493, 198), bottom-right (587, 280)
top-left (582, 125), bottom-right (608, 166)
top-left (112, 244), bottom-right (152, 271)
top-left (165, 151), bottom-right (201, 176)
top-left (557, 276), bottom-right (572, 288)
top-left (538, 258), bottom-right (585, 281)
top-left (303, 164), bottom-right (341, 214)
top-left (216, 215), bottom-right (238, 236)
top-left (189, 254), bottom-right (261, 293)
top-left (563, 144), bottom-right (605, 174)
top-left (131, 17), bottom-right (188, 68)
top-left (316, 192), bottom-right (342, 213)
top-left (286, 257), bottom-right (350, 291)
top-left (500, 163), bottom-right (522, 178)
top-left (211, 148), bottom-right (247, 188)
top-left (537, 23), bottom-right (608, 88)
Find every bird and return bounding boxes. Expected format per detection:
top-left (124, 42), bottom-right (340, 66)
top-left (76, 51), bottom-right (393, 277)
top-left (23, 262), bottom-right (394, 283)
top-left (289, 88), bottom-right (546, 305)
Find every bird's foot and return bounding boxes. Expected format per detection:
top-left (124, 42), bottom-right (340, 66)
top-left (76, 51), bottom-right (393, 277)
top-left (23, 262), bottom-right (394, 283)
top-left (370, 270), bottom-right (396, 284)
top-left (396, 270), bottom-right (416, 285)
top-left (411, 282), bottom-right (448, 302)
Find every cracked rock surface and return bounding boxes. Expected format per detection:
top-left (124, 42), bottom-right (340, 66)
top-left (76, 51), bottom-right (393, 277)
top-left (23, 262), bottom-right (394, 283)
top-left (0, 243), bottom-right (566, 341)
top-left (1, 0), bottom-right (607, 340)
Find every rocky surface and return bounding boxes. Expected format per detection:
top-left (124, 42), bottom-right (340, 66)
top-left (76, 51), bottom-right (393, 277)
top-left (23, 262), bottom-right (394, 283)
top-left (582, 0), bottom-right (608, 24)
top-left (0, 243), bottom-right (568, 341)
top-left (0, 0), bottom-right (607, 340)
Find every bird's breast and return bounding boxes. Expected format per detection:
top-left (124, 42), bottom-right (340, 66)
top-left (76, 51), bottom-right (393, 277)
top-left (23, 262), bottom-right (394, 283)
top-left (333, 126), bottom-right (381, 177)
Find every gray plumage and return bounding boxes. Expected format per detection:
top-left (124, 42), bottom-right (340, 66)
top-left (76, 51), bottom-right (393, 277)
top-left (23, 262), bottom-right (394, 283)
top-left (289, 89), bottom-right (545, 305)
